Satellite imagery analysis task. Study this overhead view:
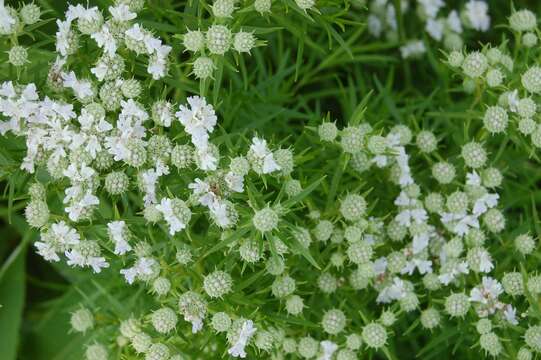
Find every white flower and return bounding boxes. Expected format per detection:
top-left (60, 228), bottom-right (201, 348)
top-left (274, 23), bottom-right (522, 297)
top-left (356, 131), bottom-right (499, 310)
top-left (175, 96), bottom-right (217, 150)
top-left (438, 260), bottom-right (469, 285)
top-left (120, 257), bottom-right (156, 284)
top-left (376, 277), bottom-right (407, 303)
top-left (55, 20), bottom-right (73, 57)
top-left (469, 276), bottom-right (503, 304)
top-left (156, 198), bottom-right (188, 235)
top-left (400, 40), bottom-right (426, 59)
top-left (65, 248), bottom-right (109, 273)
top-left (418, 0), bottom-right (445, 19)
top-left (473, 193), bottom-right (499, 216)
top-left (65, 192), bottom-right (99, 221)
top-left (108, 4), bottom-right (136, 22)
top-left (62, 71), bottom-right (94, 100)
top-left (441, 212), bottom-right (479, 236)
top-left (373, 257), bottom-right (388, 276)
top-left (0, 5), bottom-right (16, 34)
top-left (228, 320), bottom-right (257, 358)
top-left (506, 90), bottom-right (520, 112)
top-left (401, 258), bottom-right (433, 275)
top-left (426, 18), bottom-right (444, 41)
top-left (107, 221), bottom-right (132, 255)
top-left (91, 25), bottom-right (117, 55)
top-left (466, 171), bottom-right (481, 186)
top-left (447, 10), bottom-right (463, 33)
top-left (464, 0), bottom-right (490, 32)
top-left (225, 171), bottom-right (244, 192)
top-left (503, 304), bottom-right (518, 325)
top-left (249, 137), bottom-right (281, 174)
top-left (318, 341), bottom-right (338, 360)
top-left (35, 241), bottom-right (60, 262)
top-left (195, 146), bottom-right (218, 171)
top-left (395, 208), bottom-right (427, 227)
top-left (477, 248), bottom-right (494, 273)
top-left (367, 15), bottom-right (382, 37)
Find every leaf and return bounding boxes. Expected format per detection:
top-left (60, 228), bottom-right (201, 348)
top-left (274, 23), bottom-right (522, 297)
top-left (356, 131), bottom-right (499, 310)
top-left (0, 246), bottom-right (26, 360)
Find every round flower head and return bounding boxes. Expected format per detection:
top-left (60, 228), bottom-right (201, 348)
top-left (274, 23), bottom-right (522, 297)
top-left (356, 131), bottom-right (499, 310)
top-left (518, 98), bottom-right (537, 118)
top-left (274, 148), bottom-right (294, 175)
top-left (446, 191), bottom-right (469, 215)
top-left (152, 277), bottom-right (171, 296)
top-left (515, 234), bottom-right (536, 255)
top-left (416, 130), bottom-right (437, 153)
top-left (447, 50), bottom-right (464, 68)
top-left (206, 25), bottom-right (232, 55)
top-left (254, 330), bottom-right (274, 352)
top-left (346, 241), bottom-right (372, 264)
top-left (390, 124), bottom-right (412, 145)
top-left (367, 135), bottom-right (387, 155)
top-left (271, 274), bottom-right (296, 298)
top-left (444, 293), bottom-right (470, 318)
top-left (481, 167), bottom-right (502, 188)
top-left (171, 144), bottom-right (194, 169)
top-left (25, 200), bottom-right (49, 228)
top-left (212, 312), bottom-right (231, 332)
top-left (145, 343), bottom-right (170, 360)
top-left (350, 151), bottom-right (371, 173)
top-left (212, 0), bottom-right (235, 18)
top-left (203, 270), bottom-right (233, 298)
top-left (314, 220), bottom-right (334, 242)
top-left (173, 246), bottom-right (191, 265)
top-left (480, 332), bottom-right (503, 357)
top-left (424, 192), bottom-right (444, 213)
top-left (20, 3), bottom-right (41, 25)
top-left (253, 206), bottom-right (279, 232)
top-left (120, 318), bottom-right (142, 339)
top-left (486, 68), bottom-right (503, 88)
top-left (70, 308), bottom-right (94, 333)
top-left (234, 31), bottom-right (256, 53)
top-left (518, 117), bottom-right (537, 135)
top-left (319, 122), bottom-right (338, 141)
top-left (432, 161), bottom-right (456, 184)
top-left (239, 240), bottom-right (263, 263)
top-left (151, 307), bottom-right (178, 334)
top-left (131, 332), bottom-right (152, 353)
top-left (379, 310), bottom-right (396, 327)
top-left (525, 325), bottom-right (541, 352)
top-left (461, 52), bottom-right (488, 78)
top-left (532, 125), bottom-right (541, 148)
top-left (336, 349), bottom-right (356, 360)
top-left (28, 182), bottom-right (46, 201)
top-left (282, 337), bottom-right (297, 353)
top-left (285, 294), bottom-right (304, 315)
top-left (298, 336), bottom-right (318, 358)
top-left (420, 308), bottom-right (440, 330)
top-left (8, 46), bottom-right (28, 67)
top-left (340, 193), bottom-right (367, 221)
top-left (423, 273), bottom-right (441, 291)
top-left (483, 208), bottom-right (505, 233)
top-left (345, 333), bottom-right (362, 350)
top-left (362, 322), bottom-right (387, 349)
top-left (502, 271), bottom-right (524, 296)
top-left (522, 66), bottom-right (541, 94)
top-left (483, 106), bottom-right (508, 134)
top-left (193, 57), bottom-right (215, 79)
top-left (121, 79), bottom-right (142, 98)
top-left (322, 308), bottom-right (346, 334)
top-left (284, 179), bottom-right (302, 197)
top-left (318, 272), bottom-right (338, 293)
top-left (266, 255), bottom-right (285, 275)
top-left (476, 318), bottom-right (492, 334)
top-left (147, 135), bottom-right (172, 163)
top-left (523, 32), bottom-right (538, 47)
top-left (527, 274), bottom-right (541, 294)
top-left (340, 126), bottom-right (364, 153)
top-left (254, 0), bottom-right (272, 13)
top-left (517, 347), bottom-right (533, 360)
top-left (105, 171), bottom-right (129, 195)
top-left (509, 9), bottom-right (537, 32)
top-left (85, 343), bottom-right (108, 360)
top-left (183, 30), bottom-right (205, 52)
top-left (99, 81), bottom-right (123, 111)
top-left (295, 0), bottom-right (315, 11)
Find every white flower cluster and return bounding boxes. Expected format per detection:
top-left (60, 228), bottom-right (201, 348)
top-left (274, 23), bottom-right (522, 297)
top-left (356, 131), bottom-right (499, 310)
top-left (366, 0), bottom-right (490, 58)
